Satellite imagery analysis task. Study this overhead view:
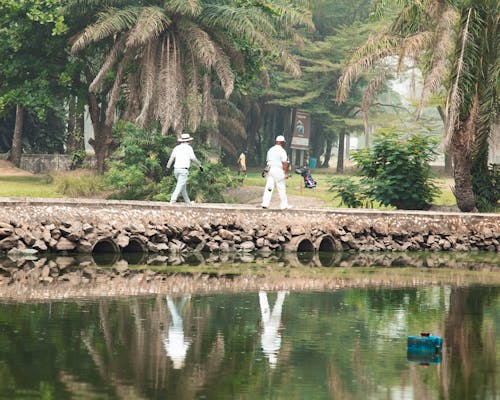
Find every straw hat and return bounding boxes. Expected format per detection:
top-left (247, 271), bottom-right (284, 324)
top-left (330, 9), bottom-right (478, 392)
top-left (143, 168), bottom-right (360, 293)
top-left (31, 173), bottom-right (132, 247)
top-left (178, 133), bottom-right (194, 142)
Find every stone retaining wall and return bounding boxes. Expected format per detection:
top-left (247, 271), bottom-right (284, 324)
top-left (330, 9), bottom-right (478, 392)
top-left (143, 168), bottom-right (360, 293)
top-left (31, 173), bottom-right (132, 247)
top-left (0, 198), bottom-right (499, 256)
top-left (0, 154), bottom-right (96, 173)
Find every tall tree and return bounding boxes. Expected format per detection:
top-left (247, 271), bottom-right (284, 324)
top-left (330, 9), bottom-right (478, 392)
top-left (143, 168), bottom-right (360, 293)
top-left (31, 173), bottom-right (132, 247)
top-left (0, 0), bottom-right (68, 166)
top-left (337, 0), bottom-right (499, 212)
top-left (65, 0), bottom-right (314, 173)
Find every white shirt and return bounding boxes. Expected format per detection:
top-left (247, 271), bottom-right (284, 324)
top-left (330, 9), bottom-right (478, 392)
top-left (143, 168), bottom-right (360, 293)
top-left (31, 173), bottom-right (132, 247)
top-left (167, 143), bottom-right (200, 169)
top-left (266, 144), bottom-right (288, 168)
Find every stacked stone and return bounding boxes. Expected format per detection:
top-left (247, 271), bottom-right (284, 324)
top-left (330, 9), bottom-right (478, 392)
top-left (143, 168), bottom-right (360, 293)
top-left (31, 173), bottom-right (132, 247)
top-left (0, 217), bottom-right (499, 256)
top-left (0, 201), bottom-right (499, 256)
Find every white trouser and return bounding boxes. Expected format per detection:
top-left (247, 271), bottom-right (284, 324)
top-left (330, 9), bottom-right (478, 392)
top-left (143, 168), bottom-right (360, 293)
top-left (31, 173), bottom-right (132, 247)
top-left (261, 166), bottom-right (288, 209)
top-left (171, 168), bottom-right (190, 203)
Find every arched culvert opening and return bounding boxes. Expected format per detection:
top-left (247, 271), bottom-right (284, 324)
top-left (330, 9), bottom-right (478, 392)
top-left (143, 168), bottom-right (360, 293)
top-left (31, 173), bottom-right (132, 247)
top-left (92, 239), bottom-right (120, 266)
top-left (317, 252), bottom-right (342, 267)
top-left (123, 238), bottom-right (148, 253)
top-left (297, 238), bottom-right (315, 252)
top-left (315, 235), bottom-right (336, 252)
top-left (285, 236), bottom-right (315, 253)
top-left (92, 238), bottom-right (120, 254)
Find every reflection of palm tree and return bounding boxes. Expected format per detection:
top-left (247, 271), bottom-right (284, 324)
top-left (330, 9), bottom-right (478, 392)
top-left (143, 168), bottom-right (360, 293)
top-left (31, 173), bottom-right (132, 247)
top-left (164, 295), bottom-right (191, 369)
top-left (259, 290), bottom-right (288, 368)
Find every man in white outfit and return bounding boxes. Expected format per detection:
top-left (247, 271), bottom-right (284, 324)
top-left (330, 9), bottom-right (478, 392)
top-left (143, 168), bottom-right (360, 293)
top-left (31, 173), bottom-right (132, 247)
top-left (259, 290), bottom-right (288, 368)
top-left (166, 133), bottom-right (203, 204)
top-left (163, 295), bottom-right (191, 369)
top-left (261, 135), bottom-right (292, 210)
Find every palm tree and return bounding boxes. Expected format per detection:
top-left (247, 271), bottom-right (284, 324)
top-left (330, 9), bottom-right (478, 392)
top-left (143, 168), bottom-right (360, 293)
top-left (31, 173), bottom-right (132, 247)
top-left (337, 0), bottom-right (499, 212)
top-left (66, 0), bottom-right (314, 172)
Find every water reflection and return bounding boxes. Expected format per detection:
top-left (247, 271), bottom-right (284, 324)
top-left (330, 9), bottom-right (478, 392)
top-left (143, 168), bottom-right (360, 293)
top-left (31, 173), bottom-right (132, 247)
top-left (1, 250), bottom-right (499, 271)
top-left (0, 286), bottom-right (498, 399)
top-left (164, 295), bottom-right (191, 369)
top-left (259, 291), bottom-right (288, 368)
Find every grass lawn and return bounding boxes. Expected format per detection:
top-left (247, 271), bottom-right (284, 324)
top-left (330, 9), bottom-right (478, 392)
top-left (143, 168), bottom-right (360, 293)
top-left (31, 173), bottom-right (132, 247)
top-left (0, 169), bottom-right (459, 209)
top-left (0, 176), bottom-right (62, 198)
top-left (242, 170), bottom-right (458, 209)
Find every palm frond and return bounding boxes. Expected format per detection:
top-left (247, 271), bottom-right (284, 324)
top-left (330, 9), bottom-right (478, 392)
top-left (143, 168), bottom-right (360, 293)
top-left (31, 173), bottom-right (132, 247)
top-left (201, 74), bottom-right (217, 125)
top-left (444, 8), bottom-right (473, 148)
top-left (89, 35), bottom-right (126, 92)
top-left (163, 0), bottom-right (201, 16)
top-left (200, 5), bottom-right (276, 50)
top-left (136, 40), bottom-right (158, 126)
top-left (179, 22), bottom-right (217, 68)
top-left (361, 70), bottom-right (388, 123)
top-left (278, 48), bottom-right (301, 78)
top-left (212, 46), bottom-right (235, 99)
top-left (126, 7), bottom-right (171, 48)
top-left (105, 51), bottom-right (130, 126)
top-left (71, 7), bottom-right (141, 53)
top-left (266, 0), bottom-right (315, 31)
top-left (417, 7), bottom-right (457, 117)
top-left (337, 33), bottom-right (400, 103)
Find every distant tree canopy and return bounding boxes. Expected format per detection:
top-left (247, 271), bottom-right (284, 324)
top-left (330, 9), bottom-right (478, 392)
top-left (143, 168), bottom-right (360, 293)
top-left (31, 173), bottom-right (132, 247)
top-left (337, 0), bottom-right (499, 212)
top-left (0, 0), bottom-right (69, 161)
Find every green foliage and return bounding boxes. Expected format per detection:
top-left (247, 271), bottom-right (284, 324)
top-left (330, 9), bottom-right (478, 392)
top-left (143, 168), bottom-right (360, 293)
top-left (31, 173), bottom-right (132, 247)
top-left (69, 149), bottom-right (87, 170)
top-left (489, 164), bottom-right (500, 203)
top-left (328, 177), bottom-right (371, 208)
top-left (350, 129), bottom-right (439, 210)
top-left (474, 163), bottom-right (500, 212)
top-left (104, 122), bottom-right (238, 202)
top-left (104, 122), bottom-right (174, 200)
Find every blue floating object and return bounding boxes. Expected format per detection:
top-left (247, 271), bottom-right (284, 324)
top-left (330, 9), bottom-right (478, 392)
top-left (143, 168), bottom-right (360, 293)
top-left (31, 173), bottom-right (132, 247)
top-left (407, 332), bottom-right (442, 364)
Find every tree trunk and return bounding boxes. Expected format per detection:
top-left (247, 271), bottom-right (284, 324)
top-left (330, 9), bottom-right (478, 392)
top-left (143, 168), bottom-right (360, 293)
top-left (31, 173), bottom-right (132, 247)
top-left (89, 124), bottom-right (113, 175)
top-left (444, 153), bottom-right (453, 175)
top-left (336, 129), bottom-right (345, 174)
top-left (66, 96), bottom-right (85, 153)
top-left (322, 138), bottom-right (332, 168)
top-left (452, 148), bottom-right (476, 212)
top-left (8, 105), bottom-right (24, 167)
top-left (437, 106), bottom-right (453, 175)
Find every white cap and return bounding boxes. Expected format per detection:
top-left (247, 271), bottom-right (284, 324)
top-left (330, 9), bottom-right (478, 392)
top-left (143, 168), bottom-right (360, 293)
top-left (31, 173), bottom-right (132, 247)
top-left (275, 135), bottom-right (286, 142)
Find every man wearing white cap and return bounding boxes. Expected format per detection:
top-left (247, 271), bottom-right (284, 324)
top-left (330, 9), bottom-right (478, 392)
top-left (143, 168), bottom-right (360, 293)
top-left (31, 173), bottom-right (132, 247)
top-left (166, 133), bottom-right (203, 204)
top-left (261, 135), bottom-right (292, 210)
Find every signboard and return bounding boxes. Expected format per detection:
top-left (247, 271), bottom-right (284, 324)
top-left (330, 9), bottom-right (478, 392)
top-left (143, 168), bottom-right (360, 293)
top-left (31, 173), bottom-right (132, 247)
top-left (290, 110), bottom-right (310, 150)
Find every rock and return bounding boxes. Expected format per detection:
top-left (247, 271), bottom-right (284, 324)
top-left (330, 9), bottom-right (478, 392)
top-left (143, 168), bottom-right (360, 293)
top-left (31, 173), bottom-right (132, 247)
top-left (240, 241), bottom-right (255, 252)
top-left (0, 236), bottom-right (18, 250)
top-left (116, 234), bottom-right (130, 248)
top-left (55, 237), bottom-right (76, 251)
top-left (218, 229), bottom-right (234, 241)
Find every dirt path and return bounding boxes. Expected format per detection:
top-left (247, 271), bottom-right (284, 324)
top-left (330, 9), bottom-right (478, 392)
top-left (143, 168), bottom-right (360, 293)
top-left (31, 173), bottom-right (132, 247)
top-left (225, 185), bottom-right (327, 208)
top-left (0, 160), bottom-right (33, 177)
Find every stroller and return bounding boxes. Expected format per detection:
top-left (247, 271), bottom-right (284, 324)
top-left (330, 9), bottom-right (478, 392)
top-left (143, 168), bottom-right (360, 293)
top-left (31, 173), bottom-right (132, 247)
top-left (300, 166), bottom-right (317, 189)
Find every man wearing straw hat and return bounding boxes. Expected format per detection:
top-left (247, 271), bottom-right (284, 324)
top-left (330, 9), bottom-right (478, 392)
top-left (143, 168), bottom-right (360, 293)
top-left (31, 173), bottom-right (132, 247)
top-left (166, 133), bottom-right (203, 204)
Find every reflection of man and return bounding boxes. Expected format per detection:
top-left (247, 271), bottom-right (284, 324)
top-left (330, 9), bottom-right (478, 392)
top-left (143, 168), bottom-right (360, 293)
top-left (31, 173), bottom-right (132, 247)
top-left (259, 290), bottom-right (288, 368)
top-left (163, 295), bottom-right (191, 369)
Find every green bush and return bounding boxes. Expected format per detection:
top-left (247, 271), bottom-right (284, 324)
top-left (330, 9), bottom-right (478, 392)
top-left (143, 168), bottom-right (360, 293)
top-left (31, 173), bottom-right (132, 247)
top-left (104, 122), bottom-right (237, 202)
top-left (328, 177), bottom-right (371, 208)
top-left (349, 129), bottom-right (439, 210)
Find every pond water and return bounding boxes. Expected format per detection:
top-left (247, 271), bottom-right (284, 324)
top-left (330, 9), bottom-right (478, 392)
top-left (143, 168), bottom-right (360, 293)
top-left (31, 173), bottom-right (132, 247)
top-left (0, 282), bottom-right (499, 399)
